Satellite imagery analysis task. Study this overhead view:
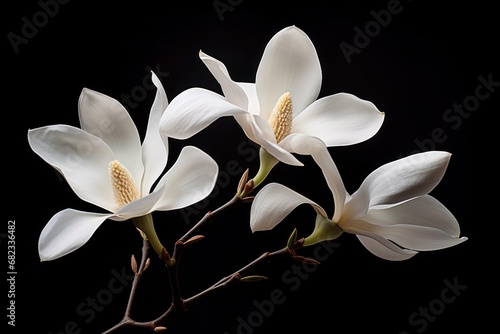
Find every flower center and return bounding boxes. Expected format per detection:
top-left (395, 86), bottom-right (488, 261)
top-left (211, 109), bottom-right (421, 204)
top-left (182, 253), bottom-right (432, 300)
top-left (267, 92), bottom-right (293, 143)
top-left (109, 160), bottom-right (140, 209)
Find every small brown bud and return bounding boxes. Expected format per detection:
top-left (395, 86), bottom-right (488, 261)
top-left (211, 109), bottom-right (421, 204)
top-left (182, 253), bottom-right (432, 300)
top-left (161, 247), bottom-right (175, 267)
top-left (131, 254), bottom-right (138, 274)
top-left (287, 228), bottom-right (298, 249)
top-left (144, 258), bottom-right (151, 271)
top-left (237, 168), bottom-right (250, 194)
top-left (136, 227), bottom-right (148, 240)
top-left (240, 178), bottom-right (254, 198)
top-left (154, 326), bottom-right (168, 332)
top-left (184, 235), bottom-right (205, 246)
top-left (291, 255), bottom-right (321, 265)
top-left (240, 275), bottom-right (268, 282)
top-left (290, 237), bottom-right (305, 251)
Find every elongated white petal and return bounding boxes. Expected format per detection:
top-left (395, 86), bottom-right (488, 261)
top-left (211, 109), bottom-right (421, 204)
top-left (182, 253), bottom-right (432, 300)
top-left (346, 215), bottom-right (466, 253)
top-left (199, 50), bottom-right (249, 109)
top-left (28, 125), bottom-right (116, 211)
top-left (256, 26), bottom-right (322, 120)
top-left (141, 72), bottom-right (169, 195)
top-left (234, 113), bottom-right (274, 143)
top-left (233, 113), bottom-right (303, 166)
top-left (152, 146), bottom-right (218, 211)
top-left (114, 189), bottom-right (165, 219)
top-left (250, 183), bottom-right (327, 232)
top-left (357, 235), bottom-right (417, 261)
top-left (78, 88), bottom-right (144, 184)
top-left (342, 220), bottom-right (418, 260)
top-left (233, 113), bottom-right (290, 167)
top-left (280, 133), bottom-right (347, 221)
top-left (39, 209), bottom-right (112, 261)
top-left (376, 224), bottom-right (467, 251)
top-left (362, 196), bottom-right (467, 251)
top-left (368, 195), bottom-right (462, 235)
top-left (292, 93), bottom-right (385, 146)
top-left (238, 82), bottom-right (260, 115)
top-left (347, 151), bottom-right (451, 219)
top-left (259, 139), bottom-right (303, 167)
top-left (160, 88), bottom-right (249, 139)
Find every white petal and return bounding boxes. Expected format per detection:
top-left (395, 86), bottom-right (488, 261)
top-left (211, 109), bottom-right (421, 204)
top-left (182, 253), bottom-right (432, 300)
top-left (260, 140), bottom-right (303, 167)
top-left (368, 195), bottom-right (462, 235)
top-left (39, 209), bottom-right (112, 261)
top-left (379, 225), bottom-right (467, 251)
top-left (78, 88), bottom-right (144, 184)
top-left (250, 183), bottom-right (327, 232)
top-left (347, 151), bottom-right (451, 218)
top-left (199, 50), bottom-right (249, 109)
top-left (357, 235), bottom-right (417, 261)
top-left (292, 93), bottom-right (385, 146)
top-left (256, 26), bottom-right (322, 120)
top-left (141, 72), bottom-right (169, 195)
top-left (238, 83), bottom-right (260, 115)
top-left (160, 88), bottom-right (249, 139)
top-left (234, 113), bottom-right (274, 143)
top-left (341, 220), bottom-right (418, 260)
top-left (114, 188), bottom-right (165, 219)
top-left (28, 125), bottom-right (116, 211)
top-left (152, 146), bottom-right (219, 211)
top-left (234, 113), bottom-right (303, 166)
top-left (349, 216), bottom-right (466, 253)
top-left (280, 133), bottom-right (347, 221)
top-left (362, 196), bottom-right (467, 251)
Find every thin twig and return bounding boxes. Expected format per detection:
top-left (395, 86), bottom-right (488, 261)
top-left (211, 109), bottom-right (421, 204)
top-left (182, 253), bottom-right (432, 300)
top-left (125, 238), bottom-right (150, 317)
top-left (101, 172), bottom-right (271, 333)
top-left (108, 244), bottom-right (299, 332)
top-left (101, 238), bottom-right (151, 333)
top-left (179, 192), bottom-right (244, 244)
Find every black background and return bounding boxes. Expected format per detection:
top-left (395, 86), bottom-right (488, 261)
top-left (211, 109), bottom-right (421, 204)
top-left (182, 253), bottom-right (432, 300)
top-left (5, 1), bottom-right (498, 333)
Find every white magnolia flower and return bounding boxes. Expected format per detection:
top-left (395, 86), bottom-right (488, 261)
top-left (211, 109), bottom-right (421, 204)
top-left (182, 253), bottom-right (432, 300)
top-left (28, 72), bottom-right (219, 261)
top-left (160, 26), bottom-right (384, 189)
top-left (250, 135), bottom-right (467, 260)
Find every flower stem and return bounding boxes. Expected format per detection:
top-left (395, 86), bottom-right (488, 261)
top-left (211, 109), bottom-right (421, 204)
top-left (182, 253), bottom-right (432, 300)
top-left (132, 214), bottom-right (167, 260)
top-left (303, 214), bottom-right (343, 247)
top-left (241, 147), bottom-right (278, 197)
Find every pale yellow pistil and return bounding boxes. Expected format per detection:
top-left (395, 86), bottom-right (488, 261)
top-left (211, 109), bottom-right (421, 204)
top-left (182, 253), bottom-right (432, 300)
top-left (268, 92), bottom-right (293, 143)
top-left (109, 160), bottom-right (140, 209)
top-left (240, 92), bottom-right (294, 197)
top-left (108, 160), bottom-right (168, 261)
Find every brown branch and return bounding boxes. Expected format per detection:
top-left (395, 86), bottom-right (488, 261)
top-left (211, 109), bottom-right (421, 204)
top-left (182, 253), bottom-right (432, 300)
top-left (103, 243), bottom-right (301, 333)
top-left (101, 238), bottom-right (151, 333)
top-left (125, 238), bottom-right (150, 317)
top-left (101, 171), bottom-right (280, 333)
top-left (179, 192), bottom-right (245, 244)
top-left (183, 246), bottom-right (294, 309)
